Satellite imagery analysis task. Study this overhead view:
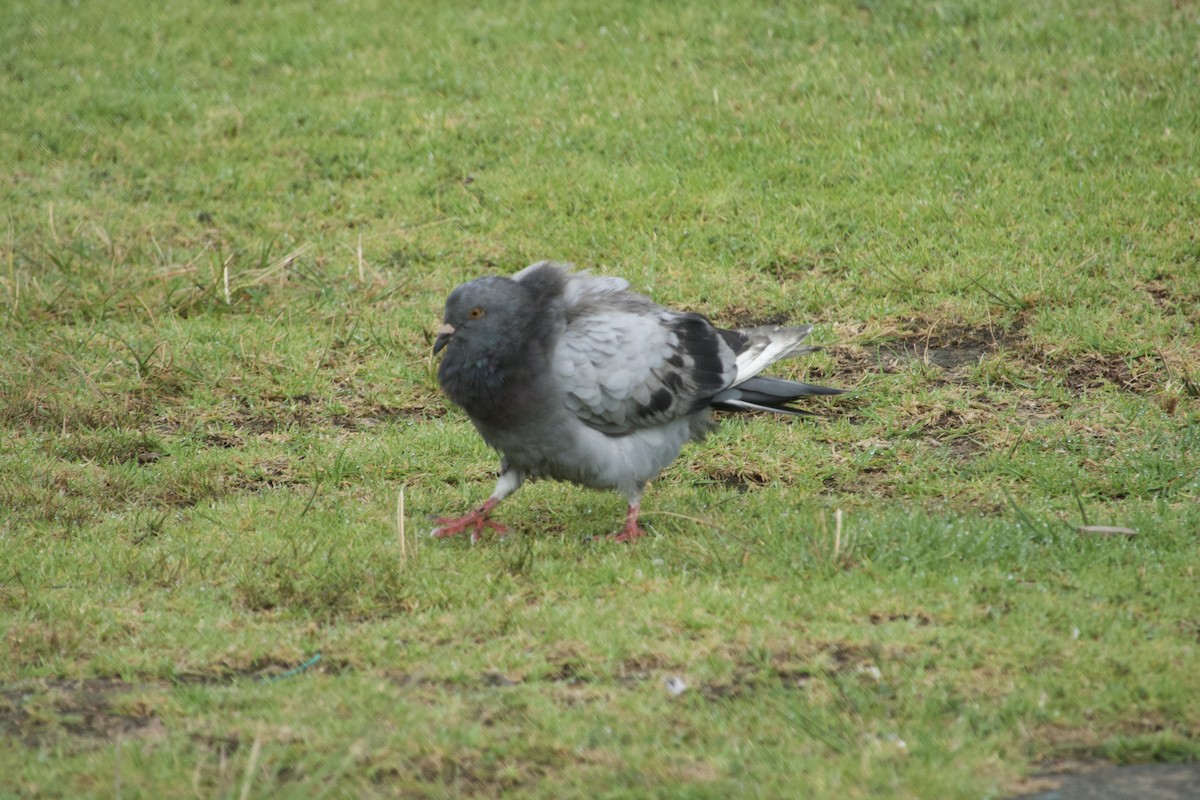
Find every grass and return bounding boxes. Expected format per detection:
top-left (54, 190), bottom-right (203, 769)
top-left (2, 0), bottom-right (1198, 797)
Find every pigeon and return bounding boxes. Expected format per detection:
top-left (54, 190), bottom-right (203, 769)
top-left (431, 261), bottom-right (842, 542)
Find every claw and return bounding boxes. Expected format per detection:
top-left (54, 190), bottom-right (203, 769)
top-left (431, 514), bottom-right (507, 542)
top-left (610, 503), bottom-right (648, 543)
top-left (612, 526), bottom-right (647, 543)
top-left (430, 498), bottom-right (506, 542)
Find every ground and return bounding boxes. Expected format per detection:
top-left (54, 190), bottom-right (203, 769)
top-left (1, 1), bottom-right (1198, 797)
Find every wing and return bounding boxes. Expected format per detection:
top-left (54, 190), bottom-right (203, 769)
top-left (550, 288), bottom-right (737, 435)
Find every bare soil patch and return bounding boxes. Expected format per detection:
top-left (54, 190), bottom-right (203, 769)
top-left (715, 305), bottom-right (794, 328)
top-left (0, 678), bottom-right (162, 747)
top-left (880, 322), bottom-right (1026, 370)
top-left (1053, 352), bottom-right (1162, 394)
top-left (816, 319), bottom-right (1027, 386)
top-left (1011, 763), bottom-right (1200, 800)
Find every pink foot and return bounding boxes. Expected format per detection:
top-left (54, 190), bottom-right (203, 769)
top-left (611, 504), bottom-right (648, 543)
top-left (431, 498), bottom-right (506, 542)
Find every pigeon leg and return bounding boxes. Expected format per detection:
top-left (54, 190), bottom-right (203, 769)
top-left (612, 502), bottom-right (649, 543)
top-left (430, 496), bottom-right (507, 542)
top-left (430, 466), bottom-right (523, 542)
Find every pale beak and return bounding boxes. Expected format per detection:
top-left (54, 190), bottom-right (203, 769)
top-left (433, 322), bottom-right (455, 354)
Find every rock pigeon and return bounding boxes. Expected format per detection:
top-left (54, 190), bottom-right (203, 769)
top-left (431, 261), bottom-right (842, 542)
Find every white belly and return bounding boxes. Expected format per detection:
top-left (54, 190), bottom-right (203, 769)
top-left (487, 415), bottom-right (695, 500)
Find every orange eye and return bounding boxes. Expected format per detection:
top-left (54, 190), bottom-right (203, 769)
top-left (468, 307), bottom-right (485, 320)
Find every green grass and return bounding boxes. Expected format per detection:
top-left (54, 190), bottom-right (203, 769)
top-left (2, 0), bottom-right (1198, 797)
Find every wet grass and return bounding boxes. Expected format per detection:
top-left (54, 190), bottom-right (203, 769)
top-left (2, 0), bottom-right (1198, 797)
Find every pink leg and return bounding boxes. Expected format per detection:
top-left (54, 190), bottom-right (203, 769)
top-left (431, 497), bottom-right (507, 542)
top-left (612, 502), bottom-right (648, 543)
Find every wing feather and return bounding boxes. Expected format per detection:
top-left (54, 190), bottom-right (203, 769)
top-left (548, 272), bottom-right (736, 435)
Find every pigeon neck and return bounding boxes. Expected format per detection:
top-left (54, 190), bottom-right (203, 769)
top-left (441, 340), bottom-right (545, 424)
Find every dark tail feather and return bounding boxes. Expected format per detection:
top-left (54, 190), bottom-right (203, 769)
top-left (712, 375), bottom-right (844, 416)
top-left (734, 375), bottom-right (845, 400)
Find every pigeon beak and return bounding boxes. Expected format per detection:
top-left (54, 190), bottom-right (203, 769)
top-left (433, 322), bottom-right (455, 354)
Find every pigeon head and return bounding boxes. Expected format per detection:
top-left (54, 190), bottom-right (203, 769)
top-left (435, 275), bottom-right (549, 421)
top-left (433, 276), bottom-right (531, 359)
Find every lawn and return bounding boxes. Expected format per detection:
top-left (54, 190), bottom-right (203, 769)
top-left (1, 0), bottom-right (1198, 797)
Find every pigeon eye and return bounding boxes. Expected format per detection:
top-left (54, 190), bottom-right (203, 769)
top-left (468, 307), bottom-right (485, 320)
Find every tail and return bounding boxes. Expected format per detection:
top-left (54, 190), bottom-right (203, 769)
top-left (712, 325), bottom-right (843, 416)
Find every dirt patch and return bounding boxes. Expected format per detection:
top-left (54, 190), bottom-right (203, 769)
top-left (617, 653), bottom-right (676, 683)
top-left (0, 655), bottom-right (352, 748)
top-left (332, 403), bottom-right (448, 430)
top-left (696, 642), bottom-right (891, 700)
top-left (944, 434), bottom-right (986, 459)
top-left (214, 395), bottom-right (446, 441)
top-left (203, 430), bottom-right (245, 449)
top-left (823, 318), bottom-right (1173, 398)
top-left (0, 678), bottom-right (164, 747)
top-left (226, 455), bottom-right (302, 492)
top-left (707, 464), bottom-right (772, 493)
top-left (2, 643), bottom-right (907, 753)
top-left (48, 430), bottom-right (167, 466)
top-left (817, 345), bottom-right (879, 383)
top-left (822, 466), bottom-right (896, 500)
top-left (714, 305), bottom-right (794, 328)
top-left (699, 665), bottom-right (816, 701)
top-left (1011, 763), bottom-right (1200, 800)
top-left (399, 743), bottom-right (573, 796)
top-left (881, 322), bottom-right (1023, 370)
top-left (545, 658), bottom-right (593, 685)
top-left (1143, 280), bottom-right (1176, 310)
top-left (1142, 271), bottom-right (1200, 321)
top-left (869, 611), bottom-right (933, 626)
top-left (1055, 352), bottom-right (1161, 394)
top-left (818, 320), bottom-right (1027, 384)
